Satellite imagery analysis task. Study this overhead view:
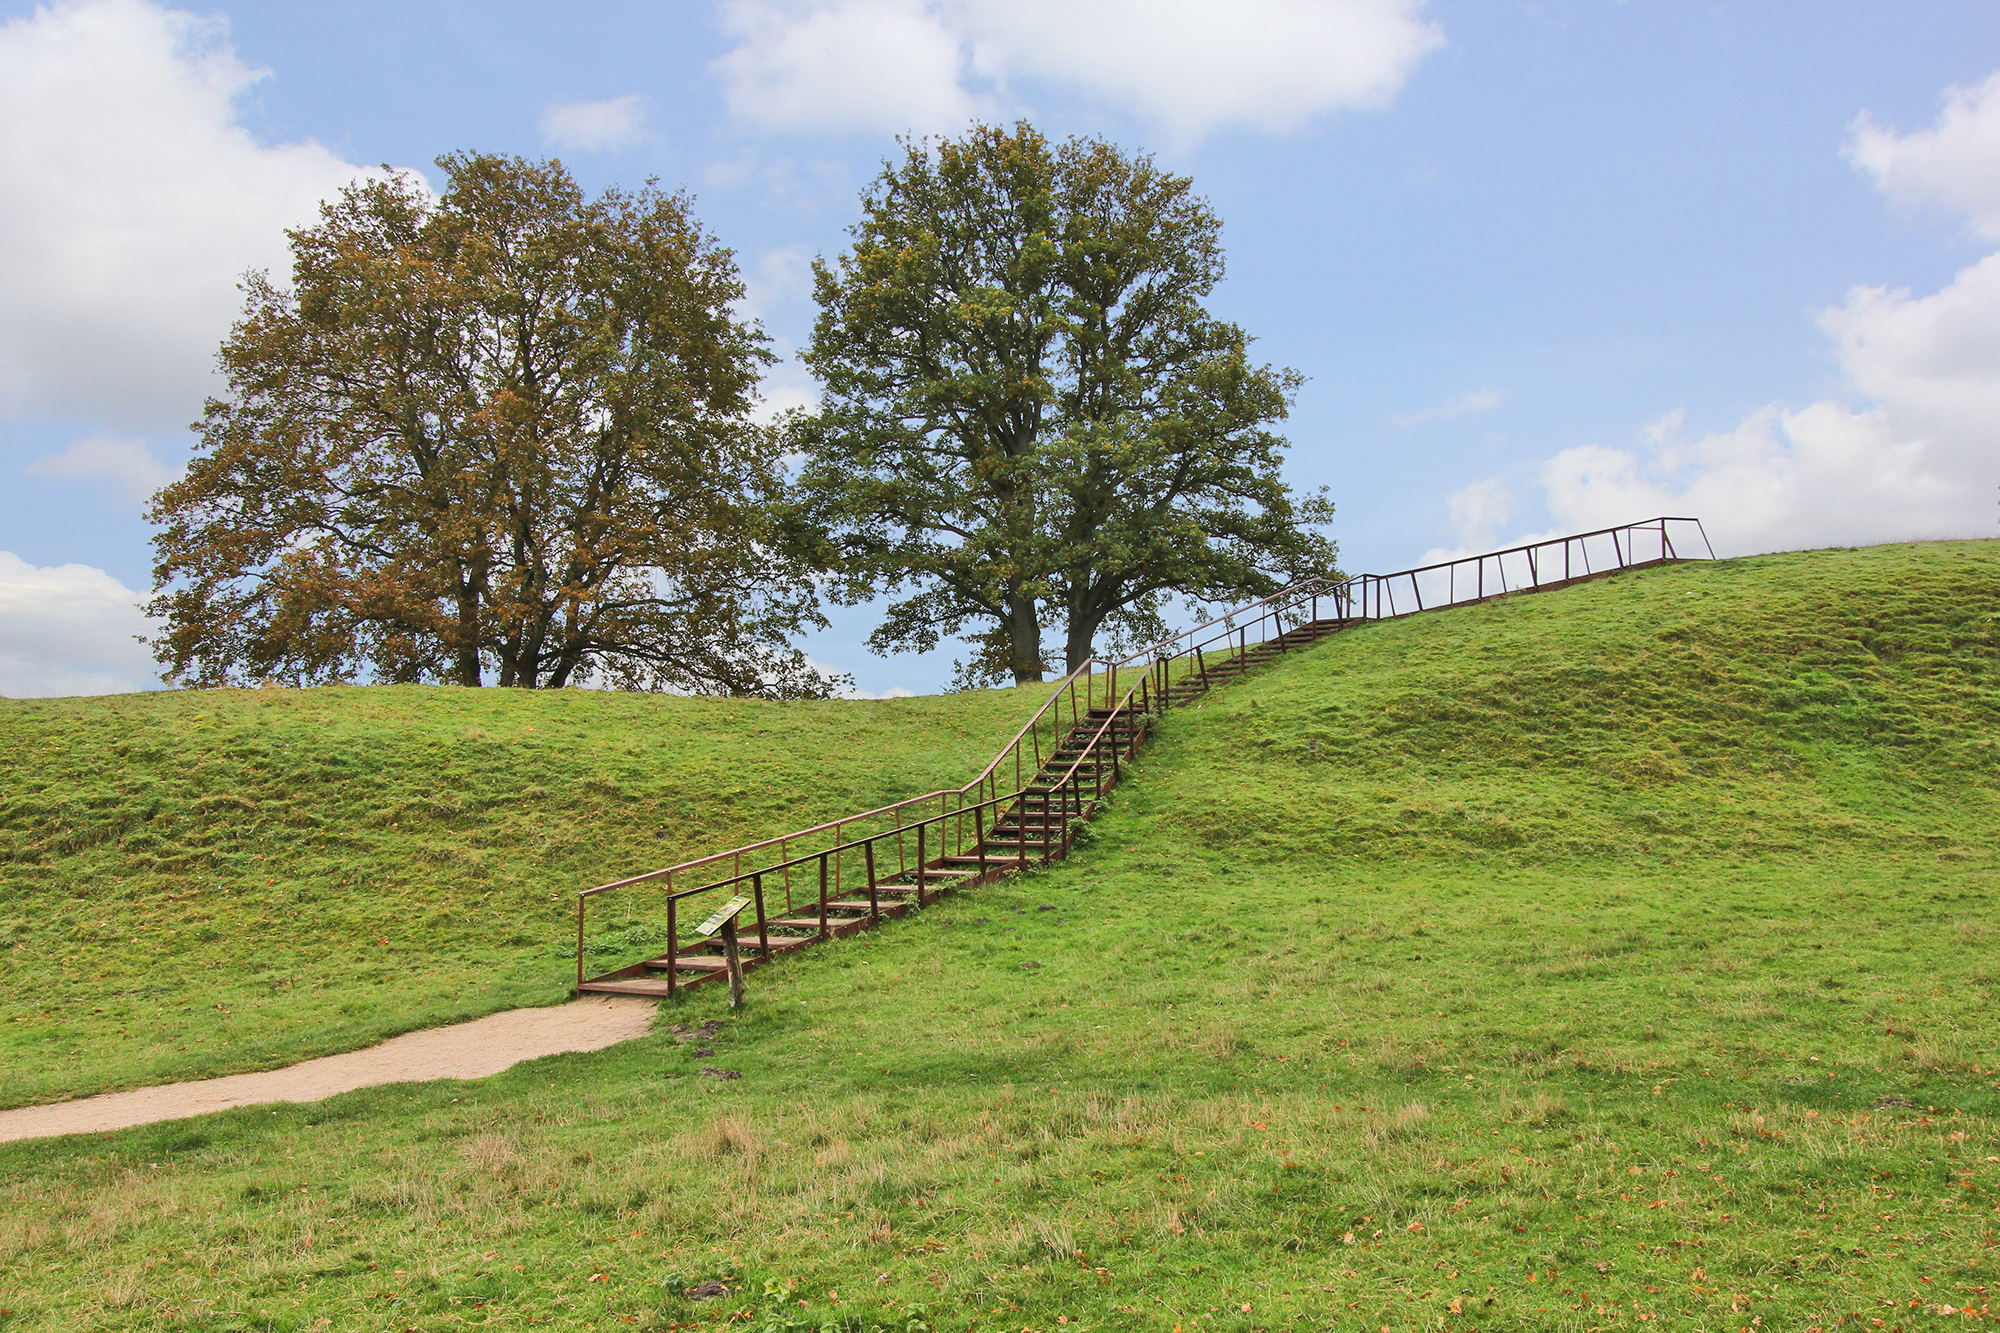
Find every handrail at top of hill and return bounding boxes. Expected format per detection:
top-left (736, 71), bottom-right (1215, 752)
top-left (573, 514), bottom-right (1711, 990)
top-left (1106, 515), bottom-right (1714, 668)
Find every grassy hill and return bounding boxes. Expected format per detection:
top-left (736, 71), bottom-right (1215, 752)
top-left (0, 539), bottom-right (1996, 1332)
top-left (0, 682), bottom-right (1050, 1107)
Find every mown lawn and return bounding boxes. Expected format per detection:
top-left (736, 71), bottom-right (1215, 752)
top-left (0, 682), bottom-right (1049, 1107)
top-left (0, 539), bottom-right (1995, 1332)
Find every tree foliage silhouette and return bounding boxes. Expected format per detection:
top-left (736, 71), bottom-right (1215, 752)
top-left (149, 153), bottom-right (831, 694)
top-left (791, 123), bottom-right (1335, 686)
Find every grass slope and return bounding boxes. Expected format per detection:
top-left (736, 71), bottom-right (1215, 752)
top-left (0, 683), bottom-right (1048, 1106)
top-left (1, 539), bottom-right (1997, 1333)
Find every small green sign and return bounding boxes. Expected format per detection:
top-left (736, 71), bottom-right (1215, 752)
top-left (693, 896), bottom-right (754, 937)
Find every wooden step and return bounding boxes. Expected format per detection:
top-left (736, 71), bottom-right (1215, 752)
top-left (580, 976), bottom-right (690, 996)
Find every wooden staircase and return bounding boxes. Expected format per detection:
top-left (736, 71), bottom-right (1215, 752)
top-left (575, 516), bottom-right (1713, 998)
top-left (580, 702), bottom-right (1165, 996)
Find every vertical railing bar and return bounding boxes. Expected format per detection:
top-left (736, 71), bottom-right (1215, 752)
top-left (666, 898), bottom-right (678, 1000)
top-left (864, 839), bottom-right (880, 925)
top-left (975, 802), bottom-right (988, 878)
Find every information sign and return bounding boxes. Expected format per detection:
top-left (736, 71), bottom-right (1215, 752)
top-left (693, 896), bottom-right (753, 937)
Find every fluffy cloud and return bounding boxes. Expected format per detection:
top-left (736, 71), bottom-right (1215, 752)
top-left (1848, 73), bottom-right (2000, 240)
top-left (540, 95), bottom-right (650, 153)
top-left (22, 434), bottom-right (182, 509)
top-left (714, 0), bottom-right (993, 136)
top-left (0, 0), bottom-right (393, 432)
top-left (0, 552), bottom-right (158, 698)
top-left (1445, 476), bottom-right (1513, 549)
top-left (1461, 78), bottom-right (2000, 558)
top-left (711, 0), bottom-right (1444, 141)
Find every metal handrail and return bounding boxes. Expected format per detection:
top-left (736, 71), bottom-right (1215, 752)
top-left (577, 661), bottom-right (1104, 902)
top-left (574, 515), bottom-right (1711, 989)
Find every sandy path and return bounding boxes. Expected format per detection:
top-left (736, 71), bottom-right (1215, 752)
top-left (0, 995), bottom-right (657, 1144)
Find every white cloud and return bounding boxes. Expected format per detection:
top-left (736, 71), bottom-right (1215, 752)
top-left (737, 245), bottom-right (816, 322)
top-left (0, 0), bottom-right (396, 433)
top-left (714, 0), bottom-right (990, 136)
top-left (1534, 399), bottom-right (1964, 556)
top-left (1848, 72), bottom-right (2000, 240)
top-left (1445, 476), bottom-right (1512, 548)
top-left (711, 0), bottom-right (1444, 141)
top-left (1455, 75), bottom-right (2000, 558)
top-left (1392, 384), bottom-right (1506, 427)
top-left (753, 355), bottom-right (819, 425)
top-left (0, 551), bottom-right (159, 697)
top-left (22, 433), bottom-right (182, 509)
top-left (540, 94), bottom-right (650, 153)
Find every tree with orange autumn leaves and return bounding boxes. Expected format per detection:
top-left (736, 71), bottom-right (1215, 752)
top-left (147, 153), bottom-right (835, 695)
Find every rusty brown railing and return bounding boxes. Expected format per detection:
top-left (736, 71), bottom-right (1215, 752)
top-left (574, 515), bottom-right (1710, 989)
top-left (1124, 516), bottom-right (1711, 701)
top-left (573, 661), bottom-right (1146, 990)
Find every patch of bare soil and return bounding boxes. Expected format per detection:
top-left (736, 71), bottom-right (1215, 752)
top-left (0, 995), bottom-right (656, 1144)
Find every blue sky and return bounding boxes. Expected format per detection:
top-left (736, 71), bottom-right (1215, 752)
top-left (3, 0), bottom-right (1997, 697)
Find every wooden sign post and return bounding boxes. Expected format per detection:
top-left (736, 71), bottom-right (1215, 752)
top-left (693, 895), bottom-right (754, 1009)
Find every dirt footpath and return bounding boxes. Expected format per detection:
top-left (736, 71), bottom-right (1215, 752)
top-left (0, 995), bottom-right (657, 1144)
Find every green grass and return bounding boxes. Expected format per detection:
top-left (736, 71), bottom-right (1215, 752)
top-left (0, 682), bottom-right (1049, 1107)
top-left (1, 539), bottom-right (1997, 1332)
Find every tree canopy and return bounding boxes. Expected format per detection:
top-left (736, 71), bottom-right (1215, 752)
top-left (149, 152), bottom-right (831, 695)
top-left (790, 122), bottom-right (1336, 686)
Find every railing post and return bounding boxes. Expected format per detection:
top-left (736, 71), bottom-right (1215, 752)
top-left (752, 872), bottom-right (769, 957)
top-left (916, 819), bottom-right (928, 907)
top-left (864, 840), bottom-right (880, 925)
top-left (666, 898), bottom-right (678, 1000)
top-left (1040, 788), bottom-right (1053, 865)
top-left (818, 852), bottom-right (830, 939)
top-left (975, 803), bottom-right (988, 877)
top-left (576, 898), bottom-right (585, 991)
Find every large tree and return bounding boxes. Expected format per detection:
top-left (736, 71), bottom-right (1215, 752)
top-left (790, 122), bottom-right (1336, 686)
top-left (149, 152), bottom-right (832, 695)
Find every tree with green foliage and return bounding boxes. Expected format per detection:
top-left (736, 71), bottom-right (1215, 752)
top-left (148, 152), bottom-right (833, 695)
top-left (789, 122), bottom-right (1336, 686)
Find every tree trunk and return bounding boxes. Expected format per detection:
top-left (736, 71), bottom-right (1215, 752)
top-left (454, 590), bottom-right (484, 687)
top-left (1005, 590), bottom-right (1044, 684)
top-left (1063, 609), bottom-right (1100, 677)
